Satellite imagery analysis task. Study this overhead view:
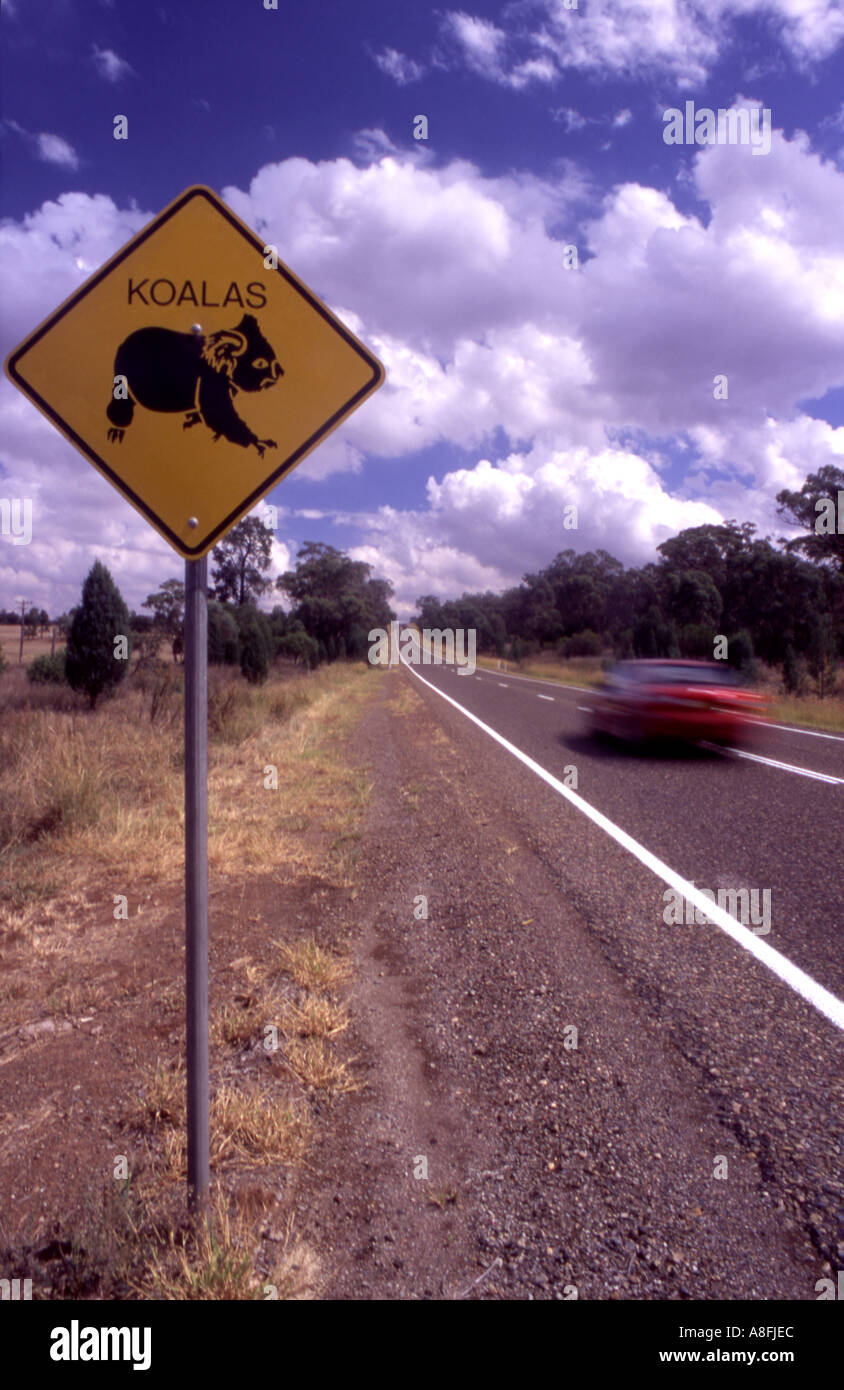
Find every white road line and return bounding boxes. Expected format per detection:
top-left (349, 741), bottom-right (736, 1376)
top-left (402, 658), bottom-right (844, 1034)
top-left (748, 718), bottom-right (844, 744)
top-left (498, 682), bottom-right (508, 687)
top-left (577, 706), bottom-right (591, 713)
top-left (537, 694), bottom-right (554, 702)
top-left (477, 667), bottom-right (594, 694)
top-left (709, 744), bottom-right (844, 786)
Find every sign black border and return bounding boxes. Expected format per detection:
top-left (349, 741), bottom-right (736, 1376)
top-left (4, 185), bottom-right (385, 558)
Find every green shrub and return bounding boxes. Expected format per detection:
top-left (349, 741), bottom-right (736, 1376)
top-left (207, 602), bottom-right (240, 665)
top-left (65, 561), bottom-right (132, 709)
top-left (678, 623), bottom-right (716, 659)
top-left (564, 629), bottom-right (603, 657)
top-left (237, 609), bottom-right (273, 685)
top-left (728, 630), bottom-right (758, 682)
top-left (27, 649), bottom-right (67, 684)
top-left (782, 644), bottom-right (807, 695)
top-left (275, 630), bottom-right (319, 669)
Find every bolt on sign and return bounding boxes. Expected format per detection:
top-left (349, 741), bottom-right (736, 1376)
top-left (4, 184), bottom-right (385, 556)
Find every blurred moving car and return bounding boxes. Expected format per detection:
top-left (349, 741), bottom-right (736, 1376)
top-left (587, 659), bottom-right (767, 747)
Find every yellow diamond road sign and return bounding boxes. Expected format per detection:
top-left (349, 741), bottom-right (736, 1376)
top-left (4, 185), bottom-right (385, 558)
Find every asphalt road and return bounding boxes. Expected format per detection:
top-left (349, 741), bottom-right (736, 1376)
top-left (416, 662), bottom-right (844, 998)
top-left (397, 657), bottom-right (843, 1277)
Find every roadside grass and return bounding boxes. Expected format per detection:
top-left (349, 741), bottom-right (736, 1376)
top-left (475, 653), bottom-right (605, 688)
top-left (0, 656), bottom-right (380, 1299)
top-left (18, 1176), bottom-right (320, 1301)
top-left (279, 994), bottom-right (350, 1040)
top-left (138, 1190), bottom-right (320, 1301)
top-left (0, 624), bottom-right (57, 668)
top-left (129, 1056), bottom-right (310, 1175)
top-left (0, 660), bottom-right (378, 912)
top-left (279, 1037), bottom-right (362, 1096)
top-left (210, 989), bottom-right (278, 1049)
top-left (758, 692), bottom-right (844, 734)
top-left (275, 937), bottom-right (350, 993)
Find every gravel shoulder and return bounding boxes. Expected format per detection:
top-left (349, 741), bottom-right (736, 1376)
top-left (296, 670), bottom-right (825, 1300)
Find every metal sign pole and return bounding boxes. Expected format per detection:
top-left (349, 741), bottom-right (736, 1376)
top-left (184, 555), bottom-right (209, 1211)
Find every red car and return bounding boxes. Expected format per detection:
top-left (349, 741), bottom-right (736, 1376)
top-left (588, 659), bottom-right (767, 747)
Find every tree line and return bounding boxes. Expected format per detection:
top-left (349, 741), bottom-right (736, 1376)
top-left (6, 465), bottom-right (842, 702)
top-left (413, 466), bottom-right (844, 697)
top-left (9, 518), bottom-right (395, 706)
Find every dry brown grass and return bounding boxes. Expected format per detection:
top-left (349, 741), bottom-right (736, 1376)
top-left (0, 661), bottom-right (380, 921)
top-left (210, 1085), bottom-right (309, 1168)
top-left (280, 1037), bottom-right (362, 1095)
top-left (131, 1060), bottom-right (309, 1175)
top-left (275, 937), bottom-right (350, 993)
top-left (0, 624), bottom-right (56, 666)
top-left (137, 1188), bottom-right (321, 1301)
top-left (279, 993), bottom-right (350, 1040)
top-left (210, 986), bottom-right (280, 1049)
top-left (0, 656), bottom-right (380, 1299)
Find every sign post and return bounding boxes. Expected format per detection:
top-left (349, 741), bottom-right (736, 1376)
top-left (4, 184), bottom-right (385, 1207)
top-left (184, 554), bottom-right (209, 1209)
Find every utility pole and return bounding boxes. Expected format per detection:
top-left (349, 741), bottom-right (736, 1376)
top-left (18, 597), bottom-right (29, 664)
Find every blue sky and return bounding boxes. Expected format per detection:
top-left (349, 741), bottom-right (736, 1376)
top-left (2, 0), bottom-right (844, 617)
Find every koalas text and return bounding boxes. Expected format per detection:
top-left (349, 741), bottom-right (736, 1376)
top-left (127, 279), bottom-right (267, 308)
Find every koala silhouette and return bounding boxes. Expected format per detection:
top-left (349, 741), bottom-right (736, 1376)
top-left (106, 314), bottom-right (283, 457)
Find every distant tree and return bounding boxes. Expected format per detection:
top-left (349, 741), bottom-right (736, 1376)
top-left (727, 630), bottom-right (757, 679)
top-left (65, 561), bottom-right (132, 709)
top-left (563, 629), bottom-right (603, 657)
top-left (677, 623), bottom-right (716, 659)
top-left (806, 614), bottom-right (837, 697)
top-left (776, 465), bottom-right (844, 573)
top-left (279, 542), bottom-right (394, 659)
top-left (239, 622), bottom-right (271, 684)
top-left (634, 605), bottom-right (678, 659)
top-left (415, 595), bottom-right (447, 630)
top-left (131, 625), bottom-right (166, 677)
top-left (211, 516), bottom-right (274, 606)
top-left (782, 644), bottom-right (807, 696)
top-left (613, 628), bottom-right (635, 659)
top-left (666, 570), bottom-right (722, 629)
top-left (235, 604), bottom-right (274, 684)
top-left (276, 628), bottom-right (319, 668)
top-left (142, 578), bottom-right (185, 661)
top-left (657, 521), bottom-right (756, 593)
top-left (207, 601), bottom-right (240, 665)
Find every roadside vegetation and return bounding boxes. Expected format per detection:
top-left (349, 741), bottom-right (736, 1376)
top-left (415, 465), bottom-right (844, 731)
top-left (0, 522), bottom-right (392, 1298)
top-left (0, 649), bottom-right (378, 1297)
